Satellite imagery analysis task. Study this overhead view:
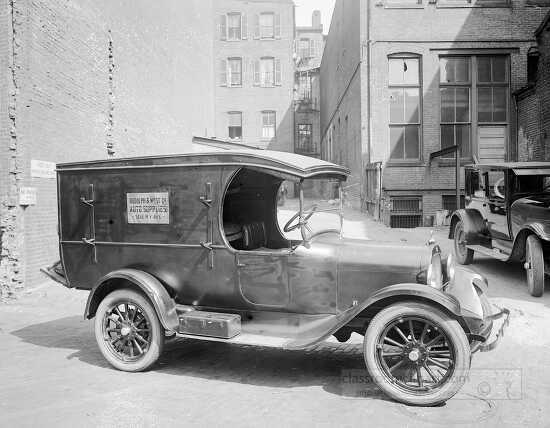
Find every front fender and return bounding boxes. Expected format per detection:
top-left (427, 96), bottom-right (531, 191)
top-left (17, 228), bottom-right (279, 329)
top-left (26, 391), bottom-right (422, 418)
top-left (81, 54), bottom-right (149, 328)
top-left (84, 268), bottom-right (179, 332)
top-left (285, 283), bottom-right (464, 349)
top-left (449, 209), bottom-right (489, 245)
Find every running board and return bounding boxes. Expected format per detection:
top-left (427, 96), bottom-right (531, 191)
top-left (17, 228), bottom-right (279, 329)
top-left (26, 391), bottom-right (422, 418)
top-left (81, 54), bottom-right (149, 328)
top-left (467, 244), bottom-right (509, 261)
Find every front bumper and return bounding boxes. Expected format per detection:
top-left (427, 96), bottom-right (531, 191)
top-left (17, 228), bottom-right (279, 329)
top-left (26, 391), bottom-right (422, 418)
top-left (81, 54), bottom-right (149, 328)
top-left (443, 266), bottom-right (510, 353)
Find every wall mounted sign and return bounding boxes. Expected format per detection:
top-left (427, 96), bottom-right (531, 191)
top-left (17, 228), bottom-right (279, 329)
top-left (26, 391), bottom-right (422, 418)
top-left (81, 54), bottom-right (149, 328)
top-left (127, 192), bottom-right (170, 224)
top-left (31, 160), bottom-right (56, 179)
top-left (19, 187), bottom-right (37, 206)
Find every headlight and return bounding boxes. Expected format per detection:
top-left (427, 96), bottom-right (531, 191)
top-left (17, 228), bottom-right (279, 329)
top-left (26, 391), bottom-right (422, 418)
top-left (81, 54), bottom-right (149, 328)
top-left (427, 247), bottom-right (443, 289)
top-left (445, 253), bottom-right (456, 284)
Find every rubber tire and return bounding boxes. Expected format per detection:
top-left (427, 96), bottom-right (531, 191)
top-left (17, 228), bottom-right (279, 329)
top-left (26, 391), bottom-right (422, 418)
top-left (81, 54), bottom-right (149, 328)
top-left (94, 289), bottom-right (164, 372)
top-left (525, 235), bottom-right (545, 297)
top-left (454, 220), bottom-right (474, 265)
top-left (363, 301), bottom-right (471, 406)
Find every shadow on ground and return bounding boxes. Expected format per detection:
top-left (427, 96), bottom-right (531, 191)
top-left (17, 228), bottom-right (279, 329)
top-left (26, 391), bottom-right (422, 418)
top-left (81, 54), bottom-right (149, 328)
top-left (10, 316), bottom-right (388, 401)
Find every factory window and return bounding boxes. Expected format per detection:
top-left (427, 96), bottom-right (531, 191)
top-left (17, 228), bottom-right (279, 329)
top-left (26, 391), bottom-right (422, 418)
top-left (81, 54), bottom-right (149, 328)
top-left (388, 55), bottom-right (422, 161)
top-left (262, 111), bottom-right (276, 139)
top-left (385, 0), bottom-right (423, 7)
top-left (228, 112), bottom-right (242, 140)
top-left (439, 55), bottom-right (509, 160)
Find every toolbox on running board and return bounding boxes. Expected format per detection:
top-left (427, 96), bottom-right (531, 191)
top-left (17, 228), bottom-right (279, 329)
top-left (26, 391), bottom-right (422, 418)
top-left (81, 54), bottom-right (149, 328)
top-left (179, 311), bottom-right (241, 339)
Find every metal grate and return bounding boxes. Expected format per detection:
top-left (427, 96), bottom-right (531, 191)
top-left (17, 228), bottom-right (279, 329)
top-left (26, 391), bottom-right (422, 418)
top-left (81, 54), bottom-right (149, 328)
top-left (389, 196), bottom-right (423, 228)
top-left (390, 215), bottom-right (423, 228)
top-left (391, 197), bottom-right (422, 213)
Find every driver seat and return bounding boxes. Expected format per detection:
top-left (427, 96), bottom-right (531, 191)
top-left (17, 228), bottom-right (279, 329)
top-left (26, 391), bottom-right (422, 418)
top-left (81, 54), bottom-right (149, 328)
top-left (242, 221), bottom-right (267, 250)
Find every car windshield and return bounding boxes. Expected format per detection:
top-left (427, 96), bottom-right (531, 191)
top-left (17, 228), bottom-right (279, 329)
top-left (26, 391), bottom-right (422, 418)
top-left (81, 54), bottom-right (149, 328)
top-left (515, 174), bottom-right (550, 194)
top-left (277, 177), bottom-right (343, 241)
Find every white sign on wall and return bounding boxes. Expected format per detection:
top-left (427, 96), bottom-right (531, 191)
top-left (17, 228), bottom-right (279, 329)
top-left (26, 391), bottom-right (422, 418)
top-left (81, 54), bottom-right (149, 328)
top-left (127, 192), bottom-right (170, 224)
top-left (19, 187), bottom-right (37, 206)
top-left (31, 160), bottom-right (56, 179)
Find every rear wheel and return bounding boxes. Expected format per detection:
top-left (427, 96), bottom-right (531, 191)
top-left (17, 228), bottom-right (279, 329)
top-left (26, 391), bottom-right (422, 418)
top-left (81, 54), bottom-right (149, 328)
top-left (94, 289), bottom-right (164, 372)
top-left (525, 235), bottom-right (545, 297)
top-left (454, 220), bottom-right (474, 265)
top-left (363, 302), bottom-right (470, 406)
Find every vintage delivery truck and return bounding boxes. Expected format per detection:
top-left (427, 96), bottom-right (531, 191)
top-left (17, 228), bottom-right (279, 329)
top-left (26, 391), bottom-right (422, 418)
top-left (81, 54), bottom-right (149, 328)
top-left (45, 148), bottom-right (509, 406)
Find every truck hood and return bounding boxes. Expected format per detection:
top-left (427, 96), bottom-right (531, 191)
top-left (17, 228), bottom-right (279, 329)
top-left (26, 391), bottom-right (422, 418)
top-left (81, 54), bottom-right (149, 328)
top-left (309, 234), bottom-right (433, 310)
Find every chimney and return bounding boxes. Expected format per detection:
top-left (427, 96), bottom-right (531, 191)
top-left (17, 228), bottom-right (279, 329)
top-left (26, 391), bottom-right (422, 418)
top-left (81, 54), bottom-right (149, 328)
top-left (312, 10), bottom-right (322, 29)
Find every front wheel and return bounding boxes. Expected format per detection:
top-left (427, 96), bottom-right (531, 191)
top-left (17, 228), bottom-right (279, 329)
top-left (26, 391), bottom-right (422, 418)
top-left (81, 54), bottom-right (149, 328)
top-left (454, 220), bottom-right (474, 265)
top-left (94, 289), bottom-right (165, 372)
top-left (363, 302), bottom-right (471, 406)
top-left (525, 235), bottom-right (545, 297)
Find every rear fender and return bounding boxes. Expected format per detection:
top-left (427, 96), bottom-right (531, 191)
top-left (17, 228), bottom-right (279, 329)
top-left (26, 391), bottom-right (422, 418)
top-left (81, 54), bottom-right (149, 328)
top-left (449, 209), bottom-right (489, 245)
top-left (84, 268), bottom-right (179, 332)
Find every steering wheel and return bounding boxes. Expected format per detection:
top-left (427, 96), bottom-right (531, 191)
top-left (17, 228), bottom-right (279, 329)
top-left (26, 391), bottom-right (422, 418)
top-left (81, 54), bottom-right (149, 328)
top-left (283, 204), bottom-right (318, 233)
top-left (494, 177), bottom-right (505, 199)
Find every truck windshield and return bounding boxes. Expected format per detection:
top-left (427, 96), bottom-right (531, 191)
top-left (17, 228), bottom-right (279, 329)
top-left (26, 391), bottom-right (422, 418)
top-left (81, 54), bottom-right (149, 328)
top-left (277, 177), bottom-right (343, 241)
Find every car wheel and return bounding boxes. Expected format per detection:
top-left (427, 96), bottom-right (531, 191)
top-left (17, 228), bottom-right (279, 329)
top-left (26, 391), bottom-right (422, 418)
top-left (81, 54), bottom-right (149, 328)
top-left (525, 235), bottom-right (545, 297)
top-left (94, 289), bottom-right (164, 372)
top-left (454, 220), bottom-right (474, 265)
top-left (363, 302), bottom-right (470, 406)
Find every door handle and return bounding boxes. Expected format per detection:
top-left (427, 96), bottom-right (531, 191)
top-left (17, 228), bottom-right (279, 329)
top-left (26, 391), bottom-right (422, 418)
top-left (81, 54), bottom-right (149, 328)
top-left (237, 262), bottom-right (246, 268)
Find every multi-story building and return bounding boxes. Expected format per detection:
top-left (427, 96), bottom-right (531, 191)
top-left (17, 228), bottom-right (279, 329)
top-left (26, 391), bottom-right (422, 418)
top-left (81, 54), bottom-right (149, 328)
top-left (213, 0), bottom-right (295, 152)
top-left (1, 0), bottom-right (215, 295)
top-left (294, 11), bottom-right (325, 158)
top-left (320, 0), bottom-right (550, 225)
top-left (515, 10), bottom-right (550, 161)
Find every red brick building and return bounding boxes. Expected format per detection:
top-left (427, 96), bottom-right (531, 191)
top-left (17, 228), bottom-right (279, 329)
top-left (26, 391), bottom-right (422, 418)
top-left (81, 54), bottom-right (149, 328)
top-left (0, 0), bottom-right (216, 295)
top-left (515, 10), bottom-right (550, 162)
top-left (320, 0), bottom-right (550, 225)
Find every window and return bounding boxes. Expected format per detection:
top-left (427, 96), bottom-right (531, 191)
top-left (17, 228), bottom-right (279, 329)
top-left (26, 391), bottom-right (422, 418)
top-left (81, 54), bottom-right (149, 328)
top-left (227, 13), bottom-right (242, 40)
top-left (262, 111), bottom-right (276, 139)
top-left (477, 56), bottom-right (508, 123)
top-left (388, 56), bottom-right (421, 161)
top-left (220, 13), bottom-right (247, 40)
top-left (228, 112), bottom-right (242, 140)
top-left (228, 58), bottom-right (242, 87)
top-left (260, 13), bottom-right (274, 38)
top-left (298, 38), bottom-right (316, 59)
top-left (439, 55), bottom-right (509, 159)
top-left (297, 72), bottom-right (312, 100)
top-left (296, 124), bottom-right (314, 153)
top-left (440, 57), bottom-right (471, 158)
top-left (442, 195), bottom-right (465, 212)
top-left (527, 48), bottom-right (539, 85)
top-left (260, 57), bottom-right (274, 86)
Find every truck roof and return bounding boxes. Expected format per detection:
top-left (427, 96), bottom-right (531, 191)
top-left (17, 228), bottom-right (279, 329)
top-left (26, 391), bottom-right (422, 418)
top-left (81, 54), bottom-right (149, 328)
top-left (56, 149), bottom-right (351, 180)
top-left (466, 162), bottom-right (550, 171)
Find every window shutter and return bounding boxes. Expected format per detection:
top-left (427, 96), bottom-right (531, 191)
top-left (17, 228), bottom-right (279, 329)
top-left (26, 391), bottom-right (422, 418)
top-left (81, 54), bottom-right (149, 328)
top-left (253, 14), bottom-right (260, 39)
top-left (220, 15), bottom-right (227, 41)
top-left (241, 14), bottom-right (248, 39)
top-left (274, 13), bottom-right (281, 38)
top-left (254, 60), bottom-right (261, 86)
top-left (275, 58), bottom-right (282, 86)
top-left (219, 59), bottom-right (227, 86)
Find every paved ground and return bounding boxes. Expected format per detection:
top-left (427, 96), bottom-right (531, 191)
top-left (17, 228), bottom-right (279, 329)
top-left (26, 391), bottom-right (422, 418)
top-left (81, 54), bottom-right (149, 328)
top-left (1, 213), bottom-right (550, 427)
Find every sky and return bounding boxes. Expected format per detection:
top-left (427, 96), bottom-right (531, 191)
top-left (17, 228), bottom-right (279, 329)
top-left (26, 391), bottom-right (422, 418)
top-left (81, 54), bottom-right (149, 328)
top-left (294, 0), bottom-right (336, 34)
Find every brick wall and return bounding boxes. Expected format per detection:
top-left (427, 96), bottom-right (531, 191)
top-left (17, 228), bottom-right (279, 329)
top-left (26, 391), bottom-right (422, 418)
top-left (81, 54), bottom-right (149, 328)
top-left (321, 0), bottom-right (550, 223)
top-left (538, 15), bottom-right (550, 160)
top-left (1, 0), bottom-right (215, 292)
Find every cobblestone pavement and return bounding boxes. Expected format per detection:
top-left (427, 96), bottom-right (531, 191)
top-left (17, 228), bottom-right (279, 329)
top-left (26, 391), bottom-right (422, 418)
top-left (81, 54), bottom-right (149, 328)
top-left (1, 213), bottom-right (550, 427)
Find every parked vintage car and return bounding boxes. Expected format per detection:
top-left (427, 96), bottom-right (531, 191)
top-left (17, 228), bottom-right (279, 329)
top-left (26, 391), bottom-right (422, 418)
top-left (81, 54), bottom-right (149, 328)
top-left (45, 148), bottom-right (509, 406)
top-left (449, 162), bottom-right (550, 297)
